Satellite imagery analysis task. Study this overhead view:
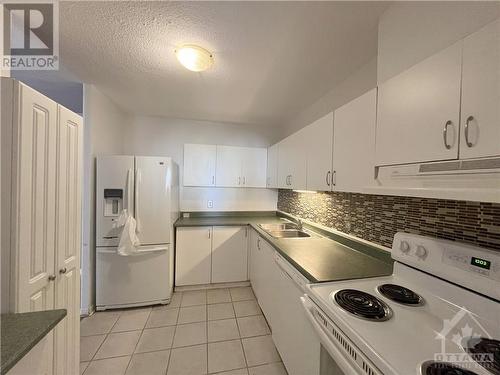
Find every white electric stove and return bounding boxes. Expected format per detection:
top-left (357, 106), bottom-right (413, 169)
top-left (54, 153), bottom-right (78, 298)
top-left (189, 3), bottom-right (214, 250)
top-left (302, 232), bottom-right (500, 375)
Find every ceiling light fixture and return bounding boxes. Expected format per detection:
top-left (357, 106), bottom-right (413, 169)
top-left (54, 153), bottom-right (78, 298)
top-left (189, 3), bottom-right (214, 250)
top-left (175, 44), bottom-right (214, 72)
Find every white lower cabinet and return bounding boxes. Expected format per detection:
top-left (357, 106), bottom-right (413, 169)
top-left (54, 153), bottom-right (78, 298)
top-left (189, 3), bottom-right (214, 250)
top-left (175, 227), bottom-right (213, 286)
top-left (249, 231), bottom-right (280, 329)
top-left (212, 226), bottom-right (248, 283)
top-left (8, 334), bottom-right (53, 375)
top-left (249, 230), bottom-right (320, 375)
top-left (175, 226), bottom-right (248, 286)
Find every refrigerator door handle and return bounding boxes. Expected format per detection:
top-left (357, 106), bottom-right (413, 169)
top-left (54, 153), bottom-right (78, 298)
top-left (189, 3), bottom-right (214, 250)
top-left (135, 168), bottom-right (141, 233)
top-left (126, 168), bottom-right (134, 214)
top-left (136, 245), bottom-right (169, 254)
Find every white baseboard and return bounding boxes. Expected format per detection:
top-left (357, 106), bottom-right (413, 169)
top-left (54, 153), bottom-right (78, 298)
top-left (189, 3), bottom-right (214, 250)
top-left (175, 281), bottom-right (250, 292)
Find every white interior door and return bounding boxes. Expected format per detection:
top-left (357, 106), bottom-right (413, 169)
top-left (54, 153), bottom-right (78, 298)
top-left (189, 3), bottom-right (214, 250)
top-left (135, 156), bottom-right (171, 245)
top-left (54, 106), bottom-right (82, 375)
top-left (460, 18), bottom-right (500, 159)
top-left (183, 144), bottom-right (216, 187)
top-left (216, 145), bottom-right (243, 187)
top-left (175, 227), bottom-right (212, 286)
top-left (241, 147), bottom-right (267, 188)
top-left (211, 226), bottom-right (248, 283)
top-left (333, 89), bottom-right (377, 193)
top-left (376, 42), bottom-right (462, 165)
top-left (306, 112), bottom-right (334, 192)
top-left (14, 83), bottom-right (57, 313)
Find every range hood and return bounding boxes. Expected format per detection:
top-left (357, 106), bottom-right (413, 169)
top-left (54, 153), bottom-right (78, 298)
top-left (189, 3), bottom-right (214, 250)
top-left (370, 157), bottom-right (500, 203)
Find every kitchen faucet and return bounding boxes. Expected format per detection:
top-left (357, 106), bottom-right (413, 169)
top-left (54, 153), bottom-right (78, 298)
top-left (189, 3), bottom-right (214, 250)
top-left (296, 218), bottom-right (303, 231)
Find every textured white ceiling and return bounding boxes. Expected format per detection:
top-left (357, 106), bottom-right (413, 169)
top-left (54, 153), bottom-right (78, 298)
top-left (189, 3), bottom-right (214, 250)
top-left (59, 1), bottom-right (389, 126)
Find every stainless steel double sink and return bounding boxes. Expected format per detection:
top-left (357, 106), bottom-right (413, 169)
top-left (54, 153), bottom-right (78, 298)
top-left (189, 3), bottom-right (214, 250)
top-left (258, 222), bottom-right (317, 239)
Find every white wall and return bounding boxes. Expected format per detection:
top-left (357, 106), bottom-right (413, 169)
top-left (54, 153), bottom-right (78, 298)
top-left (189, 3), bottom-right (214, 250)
top-left (377, 2), bottom-right (500, 84)
top-left (278, 57), bottom-right (378, 138)
top-left (124, 116), bottom-right (278, 211)
top-left (81, 84), bottom-right (131, 315)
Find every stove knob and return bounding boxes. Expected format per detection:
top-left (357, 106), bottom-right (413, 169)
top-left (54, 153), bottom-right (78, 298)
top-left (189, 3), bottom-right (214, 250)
top-left (416, 245), bottom-right (428, 259)
top-left (400, 240), bottom-right (411, 253)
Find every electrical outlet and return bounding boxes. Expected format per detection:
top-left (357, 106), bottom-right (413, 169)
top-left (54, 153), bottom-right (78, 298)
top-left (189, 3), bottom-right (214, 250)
top-left (207, 200), bottom-right (214, 208)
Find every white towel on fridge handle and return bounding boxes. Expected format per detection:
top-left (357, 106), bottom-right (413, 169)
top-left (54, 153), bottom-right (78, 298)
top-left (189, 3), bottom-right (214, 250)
top-left (117, 209), bottom-right (141, 256)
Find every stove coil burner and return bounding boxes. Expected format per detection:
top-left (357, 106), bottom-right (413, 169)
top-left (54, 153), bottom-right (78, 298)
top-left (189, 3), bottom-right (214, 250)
top-left (334, 289), bottom-right (392, 321)
top-left (464, 337), bottom-right (500, 375)
top-left (378, 283), bottom-right (424, 305)
top-left (423, 362), bottom-right (479, 375)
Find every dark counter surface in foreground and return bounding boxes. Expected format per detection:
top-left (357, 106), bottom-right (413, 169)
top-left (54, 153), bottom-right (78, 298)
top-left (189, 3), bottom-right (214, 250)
top-left (1, 309), bottom-right (67, 375)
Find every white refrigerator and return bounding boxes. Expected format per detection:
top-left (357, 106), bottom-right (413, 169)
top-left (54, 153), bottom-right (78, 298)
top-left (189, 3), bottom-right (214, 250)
top-left (96, 155), bottom-right (179, 310)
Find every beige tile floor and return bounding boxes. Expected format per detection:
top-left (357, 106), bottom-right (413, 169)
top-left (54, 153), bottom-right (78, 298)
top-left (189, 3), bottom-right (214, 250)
top-left (80, 287), bottom-right (288, 375)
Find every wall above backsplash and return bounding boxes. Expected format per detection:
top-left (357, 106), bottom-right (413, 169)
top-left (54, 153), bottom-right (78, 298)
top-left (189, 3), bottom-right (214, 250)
top-left (278, 190), bottom-right (500, 251)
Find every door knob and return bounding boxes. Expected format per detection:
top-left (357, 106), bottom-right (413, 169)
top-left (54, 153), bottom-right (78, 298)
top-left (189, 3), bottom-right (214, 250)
top-left (48, 274), bottom-right (56, 281)
top-left (59, 267), bottom-right (67, 274)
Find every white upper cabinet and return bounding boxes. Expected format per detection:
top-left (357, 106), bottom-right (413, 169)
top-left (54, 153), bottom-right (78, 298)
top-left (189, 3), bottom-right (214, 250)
top-left (183, 144), bottom-right (216, 187)
top-left (376, 42), bottom-right (462, 166)
top-left (333, 89), bottom-right (377, 193)
top-left (305, 112), bottom-right (334, 191)
top-left (216, 145), bottom-right (243, 187)
top-left (241, 147), bottom-right (267, 187)
top-left (185, 144), bottom-right (267, 188)
top-left (278, 131), bottom-right (307, 190)
top-left (266, 144), bottom-right (279, 188)
top-left (460, 18), bottom-right (500, 159)
top-left (215, 145), bottom-right (267, 188)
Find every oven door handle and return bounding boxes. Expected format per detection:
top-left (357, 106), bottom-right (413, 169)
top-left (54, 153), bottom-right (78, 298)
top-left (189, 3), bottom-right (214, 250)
top-left (300, 296), bottom-right (361, 375)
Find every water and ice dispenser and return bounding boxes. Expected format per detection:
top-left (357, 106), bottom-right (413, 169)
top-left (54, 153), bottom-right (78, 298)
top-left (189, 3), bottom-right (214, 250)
top-left (103, 189), bottom-right (123, 217)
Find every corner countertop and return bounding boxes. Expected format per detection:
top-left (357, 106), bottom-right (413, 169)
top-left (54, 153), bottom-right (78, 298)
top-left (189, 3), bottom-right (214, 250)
top-left (175, 213), bottom-right (393, 283)
top-left (1, 309), bottom-right (67, 375)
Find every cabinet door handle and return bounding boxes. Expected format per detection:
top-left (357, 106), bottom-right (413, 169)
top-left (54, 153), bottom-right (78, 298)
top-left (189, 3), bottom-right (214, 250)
top-left (212, 175), bottom-right (215, 185)
top-left (208, 229), bottom-right (211, 239)
top-left (332, 171), bottom-right (336, 187)
top-left (257, 238), bottom-right (260, 250)
top-left (443, 120), bottom-right (454, 150)
top-left (59, 267), bottom-right (67, 274)
top-left (464, 115), bottom-right (475, 147)
top-left (238, 177), bottom-right (241, 185)
top-left (326, 171), bottom-right (331, 186)
top-left (289, 175), bottom-right (293, 186)
top-left (243, 176), bottom-right (246, 185)
top-left (48, 274), bottom-right (56, 281)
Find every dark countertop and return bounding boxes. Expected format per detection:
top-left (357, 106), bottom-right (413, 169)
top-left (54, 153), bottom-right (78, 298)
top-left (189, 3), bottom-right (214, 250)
top-left (1, 309), bottom-right (67, 375)
top-left (175, 213), bottom-right (393, 283)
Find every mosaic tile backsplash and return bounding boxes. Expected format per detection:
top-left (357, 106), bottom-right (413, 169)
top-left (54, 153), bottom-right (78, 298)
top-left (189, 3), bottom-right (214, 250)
top-left (277, 190), bottom-right (500, 251)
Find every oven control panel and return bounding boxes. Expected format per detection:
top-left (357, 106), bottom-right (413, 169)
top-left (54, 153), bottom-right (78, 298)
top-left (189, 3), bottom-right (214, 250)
top-left (393, 233), bottom-right (500, 300)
